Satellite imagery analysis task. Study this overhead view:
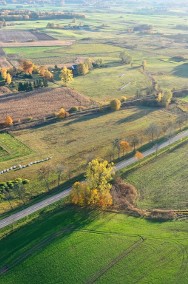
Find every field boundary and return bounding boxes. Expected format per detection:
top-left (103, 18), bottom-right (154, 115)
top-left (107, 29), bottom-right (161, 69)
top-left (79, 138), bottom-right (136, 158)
top-left (86, 237), bottom-right (144, 284)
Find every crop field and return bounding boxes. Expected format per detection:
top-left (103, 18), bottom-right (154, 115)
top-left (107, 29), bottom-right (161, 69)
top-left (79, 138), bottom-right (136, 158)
top-left (0, 133), bottom-right (32, 163)
top-left (0, 206), bottom-right (187, 284)
top-left (122, 141), bottom-right (188, 210)
top-left (0, 87), bottom-right (92, 122)
top-left (0, 30), bottom-right (56, 43)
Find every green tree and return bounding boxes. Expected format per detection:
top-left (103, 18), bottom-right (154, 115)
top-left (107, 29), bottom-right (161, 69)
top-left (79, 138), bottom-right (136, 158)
top-left (119, 51), bottom-right (132, 64)
top-left (161, 89), bottom-right (173, 108)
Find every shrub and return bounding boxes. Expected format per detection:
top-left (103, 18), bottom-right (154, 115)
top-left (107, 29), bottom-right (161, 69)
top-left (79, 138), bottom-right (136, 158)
top-left (57, 108), bottom-right (69, 119)
top-left (69, 106), bottom-right (79, 113)
top-left (110, 99), bottom-right (121, 111)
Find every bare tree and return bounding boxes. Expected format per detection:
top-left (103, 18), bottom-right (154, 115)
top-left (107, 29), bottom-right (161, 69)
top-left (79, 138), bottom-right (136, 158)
top-left (38, 166), bottom-right (52, 192)
top-left (55, 164), bottom-right (64, 187)
top-left (145, 123), bottom-right (161, 141)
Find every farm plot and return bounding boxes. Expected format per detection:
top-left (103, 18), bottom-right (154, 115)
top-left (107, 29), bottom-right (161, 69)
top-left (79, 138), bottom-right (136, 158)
top-left (0, 133), bottom-right (31, 162)
top-left (0, 87), bottom-right (93, 121)
top-left (0, 57), bottom-right (12, 68)
top-left (0, 207), bottom-right (187, 284)
top-left (0, 30), bottom-right (38, 43)
top-left (122, 141), bottom-right (188, 210)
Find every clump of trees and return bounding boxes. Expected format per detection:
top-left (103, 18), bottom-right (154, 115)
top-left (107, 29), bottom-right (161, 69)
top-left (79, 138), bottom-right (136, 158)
top-left (0, 178), bottom-right (30, 209)
top-left (71, 159), bottom-right (114, 208)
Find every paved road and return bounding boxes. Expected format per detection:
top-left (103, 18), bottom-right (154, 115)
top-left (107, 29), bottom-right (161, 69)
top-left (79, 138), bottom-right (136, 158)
top-left (0, 129), bottom-right (188, 230)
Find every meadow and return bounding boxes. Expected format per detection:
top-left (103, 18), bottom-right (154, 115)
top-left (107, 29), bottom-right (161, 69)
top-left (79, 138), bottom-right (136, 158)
top-left (122, 141), bottom-right (188, 210)
top-left (0, 205), bottom-right (187, 283)
top-left (0, 133), bottom-right (32, 163)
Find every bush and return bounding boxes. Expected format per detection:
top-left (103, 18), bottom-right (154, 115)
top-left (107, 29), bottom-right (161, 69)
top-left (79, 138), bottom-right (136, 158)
top-left (69, 106), bottom-right (79, 113)
top-left (110, 99), bottom-right (121, 111)
top-left (147, 210), bottom-right (176, 221)
top-left (57, 108), bottom-right (69, 119)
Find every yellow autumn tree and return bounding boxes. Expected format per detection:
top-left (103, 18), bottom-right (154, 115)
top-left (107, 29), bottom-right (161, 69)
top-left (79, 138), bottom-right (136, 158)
top-left (71, 159), bottom-right (114, 208)
top-left (5, 115), bottom-right (13, 126)
top-left (110, 99), bottom-right (121, 111)
top-left (1, 68), bottom-right (7, 80)
top-left (120, 141), bottom-right (131, 155)
top-left (6, 73), bottom-right (12, 85)
top-left (60, 67), bottom-right (73, 86)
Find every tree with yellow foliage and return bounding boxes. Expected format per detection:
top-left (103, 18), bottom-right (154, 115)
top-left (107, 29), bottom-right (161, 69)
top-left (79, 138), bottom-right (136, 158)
top-left (6, 73), bottom-right (12, 85)
top-left (110, 99), bottom-right (121, 111)
top-left (57, 108), bottom-right (69, 119)
top-left (60, 66), bottom-right (73, 86)
top-left (21, 60), bottom-right (34, 74)
top-left (5, 116), bottom-right (13, 126)
top-left (1, 68), bottom-right (7, 80)
top-left (120, 141), bottom-right (130, 156)
top-left (71, 159), bottom-right (114, 208)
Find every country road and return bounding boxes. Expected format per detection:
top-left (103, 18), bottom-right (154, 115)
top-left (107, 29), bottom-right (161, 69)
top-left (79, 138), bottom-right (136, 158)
top-left (0, 129), bottom-right (188, 230)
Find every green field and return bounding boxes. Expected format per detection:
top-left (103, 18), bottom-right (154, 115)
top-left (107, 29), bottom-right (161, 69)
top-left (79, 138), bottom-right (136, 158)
top-left (0, 133), bottom-right (32, 163)
top-left (0, 205), bottom-right (187, 284)
top-left (122, 141), bottom-right (188, 210)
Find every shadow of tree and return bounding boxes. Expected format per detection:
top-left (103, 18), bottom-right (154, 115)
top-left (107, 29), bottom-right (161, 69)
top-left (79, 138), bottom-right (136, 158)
top-left (0, 205), bottom-right (99, 272)
top-left (116, 108), bottom-right (156, 125)
top-left (173, 63), bottom-right (188, 78)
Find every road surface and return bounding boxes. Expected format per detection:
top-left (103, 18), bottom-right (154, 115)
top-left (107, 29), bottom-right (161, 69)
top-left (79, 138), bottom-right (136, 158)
top-left (0, 129), bottom-right (188, 230)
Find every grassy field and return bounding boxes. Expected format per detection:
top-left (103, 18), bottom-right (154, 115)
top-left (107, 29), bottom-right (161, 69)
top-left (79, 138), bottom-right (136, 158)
top-left (0, 133), bottom-right (32, 163)
top-left (0, 205), bottom-right (187, 284)
top-left (121, 141), bottom-right (188, 210)
top-left (0, 105), bottom-right (179, 213)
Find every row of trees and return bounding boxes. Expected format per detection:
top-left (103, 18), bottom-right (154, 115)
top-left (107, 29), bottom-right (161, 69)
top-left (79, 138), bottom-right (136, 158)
top-left (18, 78), bottom-right (48, 92)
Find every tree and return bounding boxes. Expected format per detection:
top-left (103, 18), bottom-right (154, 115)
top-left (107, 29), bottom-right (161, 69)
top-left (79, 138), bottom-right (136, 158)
top-left (128, 135), bottom-right (140, 151)
top-left (145, 123), bottom-right (161, 141)
top-left (110, 99), bottom-right (121, 111)
top-left (135, 151), bottom-right (144, 160)
top-left (21, 60), bottom-right (34, 74)
top-left (142, 60), bottom-right (147, 71)
top-left (5, 116), bottom-right (13, 126)
top-left (60, 67), bottom-right (73, 86)
top-left (1, 68), bottom-right (7, 80)
top-left (55, 164), bottom-right (64, 187)
top-left (71, 159), bottom-right (114, 208)
top-left (119, 51), bottom-right (132, 64)
top-left (113, 138), bottom-right (121, 158)
top-left (38, 166), bottom-right (52, 192)
top-left (57, 108), bottom-right (69, 119)
top-left (161, 89), bottom-right (173, 108)
top-left (6, 73), bottom-right (12, 85)
top-left (120, 141), bottom-right (130, 156)
top-left (77, 63), bottom-right (89, 76)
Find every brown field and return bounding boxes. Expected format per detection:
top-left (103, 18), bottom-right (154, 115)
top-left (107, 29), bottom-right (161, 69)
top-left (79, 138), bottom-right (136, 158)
top-left (0, 87), bottom-right (93, 121)
top-left (0, 30), bottom-right (74, 47)
top-left (0, 56), bottom-right (12, 68)
top-left (0, 86), bottom-right (11, 95)
top-left (0, 40), bottom-right (74, 47)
